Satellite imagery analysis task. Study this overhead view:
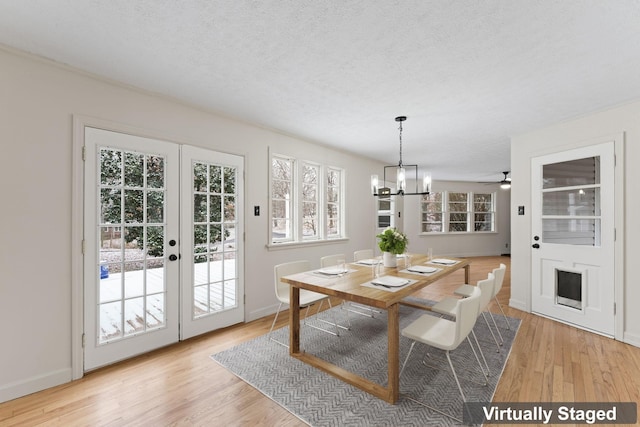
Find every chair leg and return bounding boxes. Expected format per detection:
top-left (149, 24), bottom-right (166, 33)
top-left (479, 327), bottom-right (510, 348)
top-left (482, 311), bottom-right (501, 352)
top-left (268, 303), bottom-right (288, 348)
top-left (329, 300), bottom-right (341, 335)
top-left (268, 302), bottom-right (283, 336)
top-left (400, 341), bottom-right (416, 377)
top-left (315, 299), bottom-right (350, 332)
top-left (336, 300), bottom-right (353, 329)
top-left (446, 350), bottom-right (466, 403)
top-left (420, 344), bottom-right (487, 385)
top-left (343, 302), bottom-right (381, 318)
top-left (403, 344), bottom-right (468, 424)
top-left (488, 308), bottom-right (504, 345)
top-left (470, 331), bottom-right (491, 379)
top-left (494, 295), bottom-right (511, 330)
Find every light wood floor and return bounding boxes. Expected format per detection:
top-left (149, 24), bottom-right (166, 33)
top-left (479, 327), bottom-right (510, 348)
top-left (1, 256), bottom-right (639, 426)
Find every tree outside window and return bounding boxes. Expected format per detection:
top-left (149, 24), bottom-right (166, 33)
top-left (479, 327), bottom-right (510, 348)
top-left (271, 156), bottom-right (293, 242)
top-left (270, 154), bottom-right (344, 244)
top-left (326, 168), bottom-right (341, 238)
top-left (421, 192), bottom-right (443, 232)
top-left (302, 163), bottom-right (319, 239)
top-left (473, 193), bottom-right (494, 231)
top-left (421, 190), bottom-right (495, 234)
top-left (448, 192), bottom-right (469, 232)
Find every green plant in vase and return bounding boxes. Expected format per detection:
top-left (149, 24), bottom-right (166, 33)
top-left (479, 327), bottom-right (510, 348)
top-left (376, 227), bottom-right (408, 267)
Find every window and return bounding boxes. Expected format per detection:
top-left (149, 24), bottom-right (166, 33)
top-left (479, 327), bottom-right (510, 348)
top-left (448, 192), bottom-right (469, 232)
top-left (271, 156), bottom-right (293, 242)
top-left (421, 191), bottom-right (495, 233)
top-left (541, 156), bottom-right (600, 246)
top-left (270, 153), bottom-right (344, 244)
top-left (302, 163), bottom-right (319, 239)
top-left (421, 192), bottom-right (443, 232)
top-left (473, 193), bottom-right (495, 231)
top-left (326, 167), bottom-right (341, 238)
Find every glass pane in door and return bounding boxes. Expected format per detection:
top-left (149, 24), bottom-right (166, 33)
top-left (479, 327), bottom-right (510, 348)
top-left (541, 156), bottom-right (601, 246)
top-left (192, 162), bottom-right (238, 318)
top-left (542, 157), bottom-right (599, 188)
top-left (98, 148), bottom-right (167, 343)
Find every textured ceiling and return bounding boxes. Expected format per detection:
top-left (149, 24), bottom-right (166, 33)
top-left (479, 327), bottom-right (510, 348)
top-left (1, 0), bottom-right (640, 181)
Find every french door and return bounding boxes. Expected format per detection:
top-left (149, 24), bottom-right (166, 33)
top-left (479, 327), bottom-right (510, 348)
top-left (531, 142), bottom-right (615, 336)
top-left (83, 127), bottom-right (244, 370)
top-left (180, 145), bottom-right (244, 339)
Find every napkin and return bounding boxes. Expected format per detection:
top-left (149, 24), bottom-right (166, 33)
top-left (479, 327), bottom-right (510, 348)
top-left (430, 258), bottom-right (458, 265)
top-left (406, 265), bottom-right (438, 274)
top-left (371, 276), bottom-right (410, 288)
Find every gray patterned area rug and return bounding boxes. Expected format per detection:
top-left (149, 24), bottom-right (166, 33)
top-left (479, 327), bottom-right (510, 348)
top-left (211, 298), bottom-right (520, 426)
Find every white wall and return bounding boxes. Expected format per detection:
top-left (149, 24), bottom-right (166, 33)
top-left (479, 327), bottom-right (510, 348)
top-left (510, 100), bottom-right (640, 348)
top-left (0, 46), bottom-right (513, 402)
top-left (0, 48), bottom-right (385, 402)
top-left (402, 180), bottom-right (511, 257)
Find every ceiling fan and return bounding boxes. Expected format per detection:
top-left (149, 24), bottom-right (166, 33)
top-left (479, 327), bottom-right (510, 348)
top-left (479, 171), bottom-right (511, 189)
top-left (498, 171), bottom-right (511, 189)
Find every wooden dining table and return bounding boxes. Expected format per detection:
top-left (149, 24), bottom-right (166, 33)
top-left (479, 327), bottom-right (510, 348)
top-left (281, 254), bottom-right (471, 404)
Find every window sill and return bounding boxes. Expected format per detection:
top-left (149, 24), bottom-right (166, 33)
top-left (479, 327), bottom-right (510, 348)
top-left (419, 231), bottom-right (498, 236)
top-left (267, 237), bottom-right (349, 251)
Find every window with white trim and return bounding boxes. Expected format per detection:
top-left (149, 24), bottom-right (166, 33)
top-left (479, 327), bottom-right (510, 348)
top-left (270, 153), bottom-right (344, 244)
top-left (421, 192), bottom-right (443, 232)
top-left (448, 192), bottom-right (469, 232)
top-left (271, 156), bottom-right (293, 242)
top-left (421, 191), bottom-right (495, 233)
top-left (326, 167), bottom-right (341, 238)
top-left (302, 162), bottom-right (319, 239)
top-left (473, 193), bottom-right (494, 231)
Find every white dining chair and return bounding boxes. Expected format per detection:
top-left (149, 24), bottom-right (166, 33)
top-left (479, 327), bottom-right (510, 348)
top-left (353, 249), bottom-right (374, 262)
top-left (319, 253), bottom-right (360, 325)
top-left (432, 273), bottom-right (500, 353)
top-left (269, 260), bottom-right (340, 347)
top-left (455, 263), bottom-right (509, 333)
top-left (320, 253), bottom-right (346, 269)
top-left (328, 250), bottom-right (380, 319)
top-left (400, 287), bottom-right (483, 423)
top-left (430, 274), bottom-right (496, 382)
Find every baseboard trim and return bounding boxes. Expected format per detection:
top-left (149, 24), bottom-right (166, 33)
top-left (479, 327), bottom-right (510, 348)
top-left (509, 298), bottom-right (528, 312)
top-left (247, 303), bottom-right (280, 323)
top-left (623, 331), bottom-right (640, 348)
top-left (0, 368), bottom-right (71, 403)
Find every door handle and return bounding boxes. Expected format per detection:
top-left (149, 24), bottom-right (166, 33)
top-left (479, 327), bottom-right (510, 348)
top-left (532, 243), bottom-right (540, 249)
top-left (169, 254), bottom-right (178, 261)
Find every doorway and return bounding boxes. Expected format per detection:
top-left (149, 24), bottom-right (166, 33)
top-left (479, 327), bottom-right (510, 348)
top-left (82, 126), bottom-right (244, 370)
top-left (531, 142), bottom-right (615, 336)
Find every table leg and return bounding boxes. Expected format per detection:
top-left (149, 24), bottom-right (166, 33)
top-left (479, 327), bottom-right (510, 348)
top-left (289, 286), bottom-right (300, 354)
top-left (464, 264), bottom-right (470, 284)
top-left (387, 303), bottom-right (399, 404)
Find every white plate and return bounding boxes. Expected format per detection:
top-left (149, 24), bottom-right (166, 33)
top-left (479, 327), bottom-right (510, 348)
top-left (356, 259), bottom-right (379, 265)
top-left (406, 265), bottom-right (437, 273)
top-left (371, 276), bottom-right (409, 287)
top-left (317, 267), bottom-right (348, 275)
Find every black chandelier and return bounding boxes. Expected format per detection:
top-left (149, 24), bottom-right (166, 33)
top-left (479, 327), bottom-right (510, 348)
top-left (371, 116), bottom-right (431, 196)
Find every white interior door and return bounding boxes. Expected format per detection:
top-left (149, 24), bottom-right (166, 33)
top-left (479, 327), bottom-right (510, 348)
top-left (531, 142), bottom-right (615, 336)
top-left (180, 145), bottom-right (244, 339)
top-left (84, 127), bottom-right (180, 370)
